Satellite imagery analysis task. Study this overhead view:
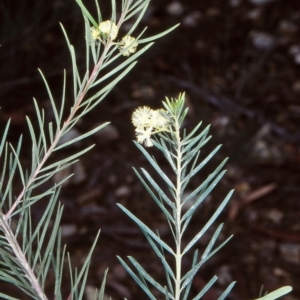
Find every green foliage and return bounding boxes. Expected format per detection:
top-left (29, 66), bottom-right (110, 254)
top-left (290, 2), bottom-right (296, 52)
top-left (118, 94), bottom-right (292, 300)
top-left (118, 94), bottom-right (235, 299)
top-left (254, 286), bottom-right (293, 300)
top-left (0, 0), bottom-right (176, 299)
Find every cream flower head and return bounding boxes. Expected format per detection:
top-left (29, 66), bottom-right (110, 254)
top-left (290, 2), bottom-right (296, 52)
top-left (132, 106), bottom-right (153, 129)
top-left (99, 20), bottom-right (118, 41)
top-left (90, 26), bottom-right (101, 40)
top-left (135, 127), bottom-right (153, 147)
top-left (132, 106), bottom-right (170, 147)
top-left (151, 110), bottom-right (170, 130)
top-left (119, 35), bottom-right (138, 56)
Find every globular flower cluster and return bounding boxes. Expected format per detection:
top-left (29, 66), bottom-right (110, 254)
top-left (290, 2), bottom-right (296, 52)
top-left (90, 20), bottom-right (138, 56)
top-left (119, 35), bottom-right (138, 56)
top-left (99, 20), bottom-right (119, 40)
top-left (90, 26), bottom-right (101, 40)
top-left (91, 20), bottom-right (119, 41)
top-left (132, 106), bottom-right (170, 147)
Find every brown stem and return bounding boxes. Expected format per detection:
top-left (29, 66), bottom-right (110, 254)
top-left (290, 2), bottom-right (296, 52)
top-left (0, 215), bottom-right (48, 300)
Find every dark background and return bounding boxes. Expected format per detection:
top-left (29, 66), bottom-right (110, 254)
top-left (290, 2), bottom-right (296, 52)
top-left (0, 0), bottom-right (300, 299)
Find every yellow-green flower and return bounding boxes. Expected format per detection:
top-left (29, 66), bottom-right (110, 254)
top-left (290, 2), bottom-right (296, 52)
top-left (151, 109), bottom-right (170, 130)
top-left (132, 106), bottom-right (170, 147)
top-left (119, 35), bottom-right (138, 56)
top-left (90, 26), bottom-right (100, 40)
top-left (132, 106), bottom-right (154, 128)
top-left (135, 127), bottom-right (153, 147)
top-left (99, 20), bottom-right (118, 40)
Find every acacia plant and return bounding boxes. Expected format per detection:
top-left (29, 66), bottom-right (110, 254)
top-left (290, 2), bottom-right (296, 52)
top-left (0, 0), bottom-right (177, 298)
top-left (117, 94), bottom-right (292, 300)
top-left (0, 0), bottom-right (293, 299)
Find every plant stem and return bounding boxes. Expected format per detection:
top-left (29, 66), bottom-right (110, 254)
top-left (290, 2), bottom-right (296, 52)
top-left (174, 118), bottom-right (182, 300)
top-left (5, 38), bottom-right (114, 220)
top-left (0, 215), bottom-right (48, 300)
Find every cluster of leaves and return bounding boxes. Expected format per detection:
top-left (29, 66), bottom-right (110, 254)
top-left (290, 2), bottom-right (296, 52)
top-left (0, 0), bottom-right (177, 298)
top-left (118, 94), bottom-right (292, 300)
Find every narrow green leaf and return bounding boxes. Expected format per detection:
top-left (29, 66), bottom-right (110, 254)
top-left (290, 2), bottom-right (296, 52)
top-left (84, 15), bottom-right (93, 68)
top-left (0, 145), bottom-right (8, 202)
top-left (12, 188), bottom-right (57, 217)
top-left (41, 145), bottom-right (94, 172)
top-left (78, 258), bottom-right (91, 300)
top-left (117, 257), bottom-right (156, 300)
top-left (73, 71), bottom-right (89, 106)
top-left (128, 256), bottom-right (174, 299)
top-left (192, 276), bottom-right (218, 300)
top-left (217, 282), bottom-right (236, 300)
top-left (24, 190), bottom-right (59, 256)
top-left (126, 0), bottom-right (146, 13)
top-left (111, 0), bottom-right (116, 22)
top-left (133, 169), bottom-right (174, 222)
top-left (70, 231), bottom-right (100, 294)
top-left (97, 269), bottom-right (108, 300)
top-left (182, 136), bottom-right (211, 162)
top-left (201, 224), bottom-right (223, 259)
top-left (55, 123), bottom-right (109, 151)
top-left (2, 137), bottom-right (22, 203)
top-left (94, 0), bottom-right (102, 23)
top-left (74, 0), bottom-right (98, 27)
top-left (59, 70), bottom-right (67, 125)
top-left (182, 250), bottom-right (198, 300)
top-left (181, 150), bottom-right (201, 191)
top-left (142, 230), bottom-right (175, 280)
top-left (26, 116), bottom-right (38, 158)
top-left (140, 168), bottom-right (174, 209)
top-left (182, 170), bottom-right (227, 225)
top-left (9, 144), bottom-right (25, 187)
top-left (38, 70), bottom-right (60, 129)
top-left (48, 122), bottom-right (54, 143)
top-left (182, 158), bottom-right (228, 205)
top-left (134, 142), bottom-right (175, 190)
top-left (125, 3), bottom-right (148, 26)
top-left (0, 120), bottom-right (10, 156)
top-left (30, 161), bottom-right (77, 189)
top-left (182, 122), bottom-right (204, 144)
top-left (35, 202), bottom-right (62, 280)
top-left (152, 139), bottom-right (176, 173)
top-left (117, 204), bottom-right (175, 255)
top-left (80, 62), bottom-right (137, 108)
top-left (182, 235), bottom-right (233, 290)
top-left (0, 292), bottom-right (20, 300)
top-left (125, 2), bottom-right (149, 35)
top-left (32, 99), bottom-right (47, 151)
top-left (53, 242), bottom-right (66, 299)
top-left (70, 46), bottom-right (80, 98)
top-left (183, 145), bottom-right (222, 185)
top-left (253, 286), bottom-right (293, 300)
top-left (138, 23), bottom-right (179, 43)
top-left (183, 190), bottom-right (234, 255)
top-left (92, 43), bottom-right (153, 87)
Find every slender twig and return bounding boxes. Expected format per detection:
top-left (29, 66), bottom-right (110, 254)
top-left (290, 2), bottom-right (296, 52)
top-left (174, 115), bottom-right (183, 300)
top-left (0, 215), bottom-right (48, 300)
top-left (6, 7), bottom-right (132, 219)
